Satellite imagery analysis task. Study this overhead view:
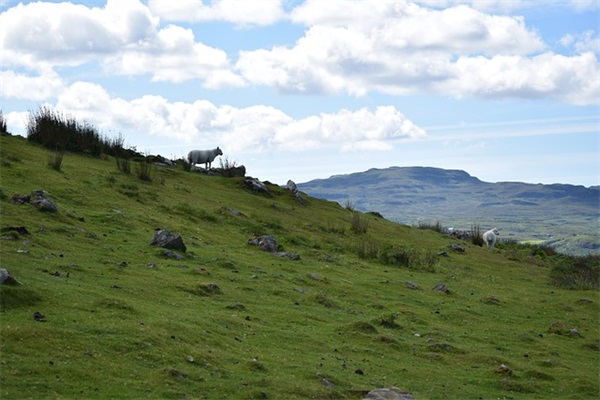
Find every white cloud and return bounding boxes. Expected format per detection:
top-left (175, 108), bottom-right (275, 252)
top-left (447, 52), bottom-right (599, 105)
top-left (0, 0), bottom-right (242, 86)
top-left (20, 83), bottom-right (425, 154)
top-left (560, 31), bottom-right (600, 54)
top-left (0, 69), bottom-right (65, 100)
top-left (238, 0), bottom-right (598, 104)
top-left (147, 0), bottom-right (285, 26)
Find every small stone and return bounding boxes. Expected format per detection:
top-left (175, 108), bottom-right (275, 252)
top-left (33, 311), bottom-right (46, 322)
top-left (569, 328), bottom-right (581, 337)
top-left (186, 355), bottom-right (195, 363)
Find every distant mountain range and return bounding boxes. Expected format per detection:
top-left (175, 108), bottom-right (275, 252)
top-left (297, 166), bottom-right (599, 255)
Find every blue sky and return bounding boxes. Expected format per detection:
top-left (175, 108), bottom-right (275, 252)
top-left (1, 0), bottom-right (598, 186)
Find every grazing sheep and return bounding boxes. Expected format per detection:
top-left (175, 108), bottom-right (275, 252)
top-left (482, 228), bottom-right (500, 248)
top-left (188, 147), bottom-right (223, 170)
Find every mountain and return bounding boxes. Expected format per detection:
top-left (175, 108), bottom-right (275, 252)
top-left (298, 166), bottom-right (600, 255)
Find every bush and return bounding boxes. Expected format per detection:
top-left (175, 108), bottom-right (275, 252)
top-left (470, 222), bottom-right (484, 247)
top-left (47, 150), bottom-right (64, 171)
top-left (351, 211), bottom-right (368, 234)
top-left (135, 159), bottom-right (153, 182)
top-left (550, 255), bottom-right (600, 289)
top-left (357, 238), bottom-right (380, 259)
top-left (26, 107), bottom-right (131, 159)
top-left (378, 243), bottom-right (437, 272)
top-left (0, 110), bottom-right (7, 134)
top-left (416, 220), bottom-right (446, 234)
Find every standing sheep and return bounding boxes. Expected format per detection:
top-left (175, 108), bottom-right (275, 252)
top-left (482, 228), bottom-right (500, 248)
top-left (187, 147), bottom-right (223, 170)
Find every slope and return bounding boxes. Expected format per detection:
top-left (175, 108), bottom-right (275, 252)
top-left (1, 135), bottom-right (598, 399)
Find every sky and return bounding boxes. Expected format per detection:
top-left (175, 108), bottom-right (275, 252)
top-left (1, 0), bottom-right (599, 187)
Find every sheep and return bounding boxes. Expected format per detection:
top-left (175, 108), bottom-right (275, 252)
top-left (187, 147), bottom-right (223, 170)
top-left (482, 228), bottom-right (500, 248)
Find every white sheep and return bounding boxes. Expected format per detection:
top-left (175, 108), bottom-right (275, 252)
top-left (188, 147), bottom-right (223, 170)
top-left (482, 228), bottom-right (500, 248)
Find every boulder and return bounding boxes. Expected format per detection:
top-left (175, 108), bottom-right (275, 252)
top-left (245, 177), bottom-right (270, 194)
top-left (287, 180), bottom-right (305, 206)
top-left (248, 235), bottom-right (278, 252)
top-left (151, 229), bottom-right (187, 253)
top-left (0, 268), bottom-right (23, 285)
top-left (30, 190), bottom-right (58, 212)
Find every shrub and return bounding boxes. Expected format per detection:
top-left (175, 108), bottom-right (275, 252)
top-left (47, 150), bottom-right (64, 171)
top-left (350, 211), bottom-right (368, 234)
top-left (470, 222), bottom-right (484, 247)
top-left (0, 110), bottom-right (7, 134)
top-left (550, 255), bottom-right (600, 289)
top-left (416, 220), bottom-right (447, 234)
top-left (344, 198), bottom-right (356, 211)
top-left (357, 238), bottom-right (380, 260)
top-left (135, 159), bottom-right (153, 182)
top-left (219, 157), bottom-right (240, 177)
top-left (116, 157), bottom-right (131, 174)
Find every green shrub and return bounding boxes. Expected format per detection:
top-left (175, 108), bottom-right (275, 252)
top-left (47, 150), bottom-right (64, 171)
top-left (470, 222), bottom-right (484, 247)
top-left (135, 159), bottom-right (153, 182)
top-left (357, 238), bottom-right (380, 260)
top-left (551, 255), bottom-right (600, 289)
top-left (416, 220), bottom-right (446, 234)
top-left (0, 110), bottom-right (7, 133)
top-left (350, 211), bottom-right (368, 234)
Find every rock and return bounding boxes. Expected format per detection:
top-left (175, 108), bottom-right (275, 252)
top-left (245, 177), bottom-right (270, 194)
top-left (248, 235), bottom-right (278, 252)
top-left (569, 328), bottom-right (581, 337)
top-left (151, 229), bottom-right (187, 253)
top-left (30, 190), bottom-right (58, 212)
top-left (161, 250), bottom-right (185, 261)
top-left (367, 211), bottom-right (384, 218)
top-left (10, 194), bottom-right (30, 205)
top-left (438, 251), bottom-right (449, 257)
top-left (432, 283), bottom-right (450, 293)
top-left (449, 244), bottom-right (465, 252)
top-left (406, 281), bottom-right (418, 289)
top-left (286, 180), bottom-right (305, 206)
top-left (33, 311), bottom-right (46, 322)
top-left (364, 387), bottom-right (415, 400)
top-left (0, 268), bottom-right (23, 285)
top-left (273, 251), bottom-right (300, 260)
top-left (1, 226), bottom-right (30, 235)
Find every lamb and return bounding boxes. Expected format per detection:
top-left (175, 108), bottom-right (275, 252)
top-left (482, 228), bottom-right (500, 248)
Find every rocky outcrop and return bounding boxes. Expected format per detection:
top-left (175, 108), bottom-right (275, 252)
top-left (151, 229), bottom-right (187, 253)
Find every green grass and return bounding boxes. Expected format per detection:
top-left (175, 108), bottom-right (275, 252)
top-left (1, 134), bottom-right (599, 399)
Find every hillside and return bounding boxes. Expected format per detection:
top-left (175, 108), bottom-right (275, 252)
top-left (1, 134), bottom-right (599, 399)
top-left (297, 166), bottom-right (600, 256)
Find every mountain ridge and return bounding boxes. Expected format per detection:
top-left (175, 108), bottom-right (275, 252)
top-left (297, 166), bottom-right (599, 255)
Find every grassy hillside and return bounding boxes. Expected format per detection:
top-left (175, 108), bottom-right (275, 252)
top-left (1, 134), bottom-right (599, 399)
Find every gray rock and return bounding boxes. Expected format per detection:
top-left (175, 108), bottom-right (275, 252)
top-left (151, 229), bottom-right (187, 252)
top-left (287, 180), bottom-right (305, 206)
top-left (364, 387), bottom-right (415, 400)
top-left (248, 235), bottom-right (278, 252)
top-left (0, 268), bottom-right (23, 285)
top-left (274, 251), bottom-right (300, 260)
top-left (245, 177), bottom-right (270, 194)
top-left (432, 283), bottom-right (450, 293)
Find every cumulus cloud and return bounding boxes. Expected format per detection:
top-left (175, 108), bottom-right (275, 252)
top-left (34, 83), bottom-right (425, 154)
top-left (147, 0), bottom-right (285, 26)
top-left (0, 0), bottom-right (241, 86)
top-left (236, 0), bottom-right (598, 105)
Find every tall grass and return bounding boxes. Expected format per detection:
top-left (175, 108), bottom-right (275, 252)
top-left (470, 222), bottom-right (484, 246)
top-left (47, 150), bottom-right (64, 171)
top-left (0, 110), bottom-right (7, 134)
top-left (26, 106), bottom-right (130, 158)
top-left (350, 210), bottom-right (368, 234)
